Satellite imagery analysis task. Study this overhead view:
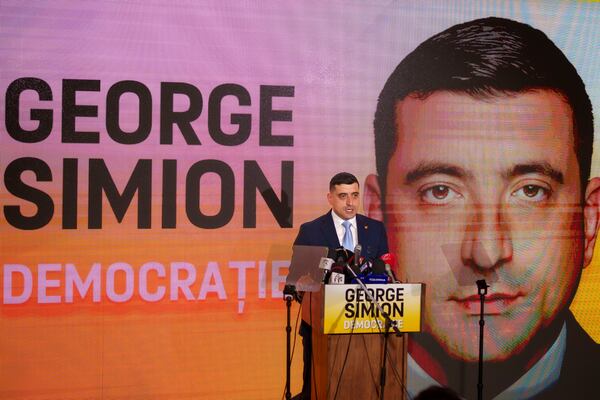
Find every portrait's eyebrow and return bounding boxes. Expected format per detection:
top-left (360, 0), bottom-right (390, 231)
top-left (504, 162), bottom-right (564, 184)
top-left (404, 162), bottom-right (470, 184)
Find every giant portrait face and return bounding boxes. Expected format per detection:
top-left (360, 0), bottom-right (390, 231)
top-left (368, 89), bottom-right (587, 361)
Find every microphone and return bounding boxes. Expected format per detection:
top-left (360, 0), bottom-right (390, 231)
top-left (329, 263), bottom-right (346, 284)
top-left (349, 258), bottom-right (389, 284)
top-left (476, 279), bottom-right (489, 295)
top-left (328, 247), bottom-right (348, 284)
top-left (353, 244), bottom-right (362, 268)
top-left (318, 256), bottom-right (335, 283)
top-left (348, 245), bottom-right (363, 280)
top-left (384, 264), bottom-right (398, 283)
top-left (319, 247), bottom-right (345, 283)
top-left (381, 253), bottom-right (399, 283)
top-left (362, 259), bottom-right (389, 284)
top-left (359, 258), bottom-right (371, 275)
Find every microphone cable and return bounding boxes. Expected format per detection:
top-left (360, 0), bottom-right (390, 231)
top-left (309, 294), bottom-right (320, 400)
top-left (374, 306), bottom-right (413, 400)
top-left (349, 282), bottom-right (412, 400)
top-left (330, 309), bottom-right (359, 400)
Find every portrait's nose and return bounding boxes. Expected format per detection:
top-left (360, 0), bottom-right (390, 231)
top-left (461, 202), bottom-right (513, 270)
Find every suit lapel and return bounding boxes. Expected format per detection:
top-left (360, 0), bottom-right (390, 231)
top-left (320, 212), bottom-right (341, 248)
top-left (356, 214), bottom-right (368, 246)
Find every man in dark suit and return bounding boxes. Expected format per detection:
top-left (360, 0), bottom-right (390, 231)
top-left (363, 17), bottom-right (600, 399)
top-left (293, 171), bottom-right (389, 399)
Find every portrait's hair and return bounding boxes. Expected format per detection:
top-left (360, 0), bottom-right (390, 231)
top-left (374, 16), bottom-right (594, 202)
top-left (329, 172), bottom-right (359, 190)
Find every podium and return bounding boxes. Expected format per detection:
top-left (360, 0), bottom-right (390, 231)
top-left (302, 283), bottom-right (424, 400)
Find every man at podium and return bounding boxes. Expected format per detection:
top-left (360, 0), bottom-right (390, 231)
top-left (293, 171), bottom-right (389, 399)
top-left (363, 17), bottom-right (600, 400)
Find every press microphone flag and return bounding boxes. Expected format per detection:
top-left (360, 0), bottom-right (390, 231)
top-left (318, 257), bottom-right (334, 271)
top-left (330, 247), bottom-right (349, 284)
top-left (357, 259), bottom-right (389, 284)
top-left (380, 253), bottom-right (397, 268)
top-left (381, 253), bottom-right (399, 283)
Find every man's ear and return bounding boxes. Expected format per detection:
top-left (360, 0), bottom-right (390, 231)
top-left (363, 174), bottom-right (384, 221)
top-left (583, 177), bottom-right (600, 267)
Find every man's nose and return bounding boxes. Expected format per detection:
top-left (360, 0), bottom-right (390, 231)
top-left (461, 203), bottom-right (513, 270)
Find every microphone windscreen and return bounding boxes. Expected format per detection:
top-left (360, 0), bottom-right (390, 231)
top-left (354, 244), bottom-right (362, 258)
top-left (327, 247), bottom-right (339, 260)
top-left (335, 247), bottom-right (349, 264)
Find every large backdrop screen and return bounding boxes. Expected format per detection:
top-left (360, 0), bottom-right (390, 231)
top-left (1, 1), bottom-right (599, 399)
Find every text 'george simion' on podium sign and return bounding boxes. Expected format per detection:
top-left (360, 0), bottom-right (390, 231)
top-left (323, 283), bottom-right (424, 334)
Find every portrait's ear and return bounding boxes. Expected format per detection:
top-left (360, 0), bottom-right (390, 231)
top-left (583, 177), bottom-right (600, 267)
top-left (364, 174), bottom-right (383, 221)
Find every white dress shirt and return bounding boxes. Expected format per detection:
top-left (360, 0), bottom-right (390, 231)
top-left (331, 211), bottom-right (357, 249)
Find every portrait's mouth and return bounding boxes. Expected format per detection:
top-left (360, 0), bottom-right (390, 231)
top-left (448, 292), bottom-right (523, 315)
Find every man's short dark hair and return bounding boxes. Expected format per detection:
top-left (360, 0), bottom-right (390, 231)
top-left (374, 17), bottom-right (594, 201)
top-left (329, 172), bottom-right (359, 191)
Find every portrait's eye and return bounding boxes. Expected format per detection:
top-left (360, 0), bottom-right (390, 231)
top-left (419, 184), bottom-right (462, 205)
top-left (511, 184), bottom-right (551, 202)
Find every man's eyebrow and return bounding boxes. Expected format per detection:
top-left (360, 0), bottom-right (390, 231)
top-left (504, 162), bottom-right (564, 184)
top-left (404, 162), bottom-right (470, 184)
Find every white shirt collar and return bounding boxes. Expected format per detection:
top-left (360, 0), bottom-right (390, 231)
top-left (330, 210), bottom-right (356, 226)
top-left (330, 211), bottom-right (357, 248)
top-left (496, 323), bottom-right (566, 399)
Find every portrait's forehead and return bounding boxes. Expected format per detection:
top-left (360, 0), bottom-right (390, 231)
top-left (395, 90), bottom-right (573, 140)
top-left (389, 90), bottom-right (579, 181)
top-left (396, 91), bottom-right (572, 146)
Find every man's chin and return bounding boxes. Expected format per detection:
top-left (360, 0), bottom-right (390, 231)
top-left (440, 343), bottom-right (503, 363)
top-left (425, 332), bottom-right (523, 364)
top-left (445, 346), bottom-right (516, 363)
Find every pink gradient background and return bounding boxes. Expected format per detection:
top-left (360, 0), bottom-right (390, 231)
top-left (1, 1), bottom-right (599, 398)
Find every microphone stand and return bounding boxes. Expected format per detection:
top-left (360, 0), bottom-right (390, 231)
top-left (345, 264), bottom-right (402, 400)
top-left (283, 284), bottom-right (297, 400)
top-left (380, 315), bottom-right (396, 400)
top-left (476, 279), bottom-right (489, 400)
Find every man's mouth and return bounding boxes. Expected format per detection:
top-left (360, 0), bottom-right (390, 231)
top-left (449, 292), bottom-right (523, 315)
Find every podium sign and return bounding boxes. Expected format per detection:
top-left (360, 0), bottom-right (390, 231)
top-left (323, 283), bottom-right (424, 334)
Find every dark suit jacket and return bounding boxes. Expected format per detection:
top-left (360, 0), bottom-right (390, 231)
top-left (293, 211), bottom-right (389, 260)
top-left (293, 211), bottom-right (390, 398)
top-left (530, 311), bottom-right (600, 399)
